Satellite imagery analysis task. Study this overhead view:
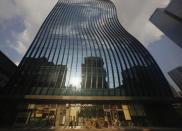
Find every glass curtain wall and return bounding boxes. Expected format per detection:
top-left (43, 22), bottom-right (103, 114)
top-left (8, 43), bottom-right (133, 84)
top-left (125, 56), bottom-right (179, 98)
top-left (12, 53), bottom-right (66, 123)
top-left (4, 0), bottom-right (172, 97)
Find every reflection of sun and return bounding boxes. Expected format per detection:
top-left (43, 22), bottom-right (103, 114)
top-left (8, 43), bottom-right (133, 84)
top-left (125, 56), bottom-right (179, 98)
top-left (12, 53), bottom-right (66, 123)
top-left (70, 77), bottom-right (81, 89)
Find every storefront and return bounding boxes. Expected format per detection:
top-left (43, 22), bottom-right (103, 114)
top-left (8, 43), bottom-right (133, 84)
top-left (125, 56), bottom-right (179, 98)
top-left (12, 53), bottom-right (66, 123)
top-left (14, 103), bottom-right (147, 128)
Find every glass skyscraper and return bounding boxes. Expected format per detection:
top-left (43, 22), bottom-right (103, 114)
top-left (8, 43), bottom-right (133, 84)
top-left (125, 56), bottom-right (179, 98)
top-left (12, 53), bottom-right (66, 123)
top-left (1, 0), bottom-right (181, 128)
top-left (6, 0), bottom-right (172, 96)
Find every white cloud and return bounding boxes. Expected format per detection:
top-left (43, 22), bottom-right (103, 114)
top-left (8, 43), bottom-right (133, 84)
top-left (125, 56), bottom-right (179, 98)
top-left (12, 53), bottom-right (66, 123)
top-left (0, 0), bottom-right (57, 55)
top-left (112, 0), bottom-right (170, 45)
top-left (14, 30), bottom-right (29, 54)
top-left (15, 61), bottom-right (20, 66)
top-left (14, 0), bottom-right (58, 54)
top-left (0, 0), bottom-right (19, 22)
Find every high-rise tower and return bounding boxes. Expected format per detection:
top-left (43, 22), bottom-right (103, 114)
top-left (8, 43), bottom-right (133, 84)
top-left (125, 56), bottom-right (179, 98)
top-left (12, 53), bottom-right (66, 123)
top-left (0, 0), bottom-right (181, 128)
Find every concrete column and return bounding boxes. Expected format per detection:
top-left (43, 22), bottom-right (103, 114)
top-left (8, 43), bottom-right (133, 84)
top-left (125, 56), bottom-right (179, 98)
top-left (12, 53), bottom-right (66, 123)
top-left (65, 106), bottom-right (70, 126)
top-left (122, 105), bottom-right (131, 120)
top-left (25, 111), bottom-right (32, 125)
top-left (55, 105), bottom-right (61, 127)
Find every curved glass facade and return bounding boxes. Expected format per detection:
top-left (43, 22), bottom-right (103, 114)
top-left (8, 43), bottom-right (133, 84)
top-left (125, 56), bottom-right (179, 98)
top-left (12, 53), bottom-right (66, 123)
top-left (5, 0), bottom-right (172, 97)
top-left (2, 0), bottom-right (182, 128)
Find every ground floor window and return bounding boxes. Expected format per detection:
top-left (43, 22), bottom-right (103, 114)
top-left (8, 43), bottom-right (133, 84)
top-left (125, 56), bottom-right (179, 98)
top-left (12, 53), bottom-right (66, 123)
top-left (14, 103), bottom-right (147, 128)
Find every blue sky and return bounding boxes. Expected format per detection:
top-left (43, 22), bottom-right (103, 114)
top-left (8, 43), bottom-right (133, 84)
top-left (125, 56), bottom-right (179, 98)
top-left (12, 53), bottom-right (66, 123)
top-left (0, 0), bottom-right (182, 92)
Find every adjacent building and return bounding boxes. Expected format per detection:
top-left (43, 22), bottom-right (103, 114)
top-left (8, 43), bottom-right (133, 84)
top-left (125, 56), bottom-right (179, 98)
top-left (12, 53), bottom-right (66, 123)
top-left (150, 0), bottom-right (182, 48)
top-left (0, 0), bottom-right (181, 128)
top-left (0, 51), bottom-right (17, 126)
top-left (168, 66), bottom-right (182, 92)
top-left (0, 51), bottom-right (17, 88)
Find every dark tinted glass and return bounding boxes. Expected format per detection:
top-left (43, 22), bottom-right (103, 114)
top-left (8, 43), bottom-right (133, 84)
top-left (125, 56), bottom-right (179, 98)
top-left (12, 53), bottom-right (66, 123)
top-left (4, 0), bottom-right (172, 97)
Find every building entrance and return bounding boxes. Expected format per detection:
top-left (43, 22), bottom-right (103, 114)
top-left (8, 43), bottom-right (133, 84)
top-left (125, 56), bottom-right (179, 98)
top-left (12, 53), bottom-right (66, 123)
top-left (14, 103), bottom-right (147, 128)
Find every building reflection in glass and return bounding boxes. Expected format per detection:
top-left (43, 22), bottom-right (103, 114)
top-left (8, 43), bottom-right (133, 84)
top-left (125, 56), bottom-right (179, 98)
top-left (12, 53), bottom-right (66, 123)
top-left (4, 0), bottom-right (172, 97)
top-left (121, 65), bottom-right (164, 96)
top-left (10, 57), bottom-right (171, 96)
top-left (11, 57), bottom-right (67, 95)
top-left (81, 57), bottom-right (107, 89)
